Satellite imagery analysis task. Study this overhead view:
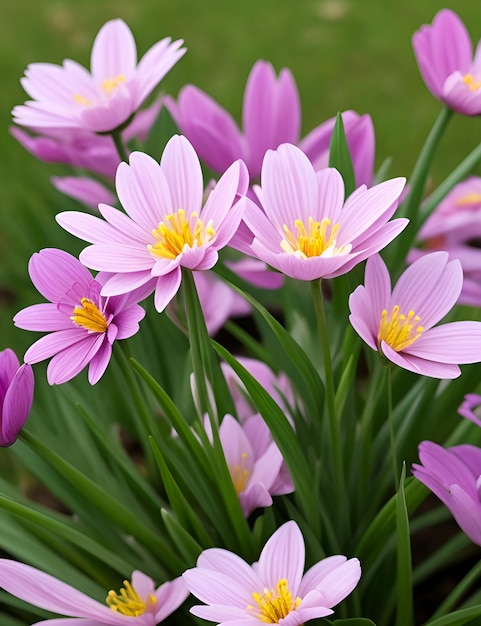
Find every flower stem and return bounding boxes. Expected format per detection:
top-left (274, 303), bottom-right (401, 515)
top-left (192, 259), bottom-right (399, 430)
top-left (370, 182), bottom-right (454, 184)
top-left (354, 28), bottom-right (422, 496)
top-left (111, 129), bottom-right (129, 162)
top-left (387, 366), bottom-right (399, 489)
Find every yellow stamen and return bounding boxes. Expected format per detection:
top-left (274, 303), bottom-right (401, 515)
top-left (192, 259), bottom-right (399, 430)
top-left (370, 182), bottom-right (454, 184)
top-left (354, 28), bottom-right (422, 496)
top-left (248, 578), bottom-right (302, 623)
top-left (463, 74), bottom-right (481, 92)
top-left (230, 452), bottom-right (249, 494)
top-left (106, 580), bottom-right (156, 617)
top-left (455, 192), bottom-right (481, 206)
top-left (281, 217), bottom-right (344, 258)
top-left (70, 298), bottom-right (108, 333)
top-left (73, 94), bottom-right (92, 106)
top-left (102, 74), bottom-right (126, 96)
top-left (378, 305), bottom-right (424, 352)
top-left (147, 209), bottom-right (215, 259)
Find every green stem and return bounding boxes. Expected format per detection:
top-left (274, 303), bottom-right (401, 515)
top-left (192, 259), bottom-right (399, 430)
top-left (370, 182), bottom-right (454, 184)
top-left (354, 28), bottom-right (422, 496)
top-left (111, 129), bottom-right (129, 162)
top-left (388, 366), bottom-right (399, 489)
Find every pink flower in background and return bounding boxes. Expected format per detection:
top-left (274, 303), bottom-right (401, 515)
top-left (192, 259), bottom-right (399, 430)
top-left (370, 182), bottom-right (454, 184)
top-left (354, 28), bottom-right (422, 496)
top-left (349, 252), bottom-right (481, 378)
top-left (204, 413), bottom-right (294, 516)
top-left (409, 177), bottom-right (481, 306)
top-left (13, 249), bottom-right (146, 385)
top-left (51, 176), bottom-right (117, 209)
top-left (413, 9), bottom-right (481, 115)
top-left (458, 393), bottom-right (481, 428)
top-left (12, 19), bottom-right (185, 133)
top-left (221, 357), bottom-right (295, 422)
top-left (183, 520), bottom-right (361, 626)
top-left (0, 560), bottom-right (188, 624)
top-left (168, 60), bottom-right (374, 185)
top-left (0, 349), bottom-right (34, 446)
top-left (57, 136), bottom-right (249, 312)
top-left (413, 441), bottom-right (481, 546)
top-left (242, 143), bottom-right (406, 280)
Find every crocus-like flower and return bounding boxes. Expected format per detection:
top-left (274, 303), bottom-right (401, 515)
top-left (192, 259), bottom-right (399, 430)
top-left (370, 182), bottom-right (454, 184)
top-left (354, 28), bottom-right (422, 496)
top-left (0, 349), bottom-right (34, 446)
top-left (458, 393), bottom-right (481, 428)
top-left (241, 143), bottom-right (406, 280)
top-left (57, 135), bottom-right (249, 312)
top-left (13, 248), bottom-right (146, 385)
top-left (349, 252), bottom-right (481, 378)
top-left (167, 60), bottom-right (374, 185)
top-left (183, 520), bottom-right (361, 626)
top-left (412, 441), bottom-right (481, 546)
top-left (204, 414), bottom-right (294, 516)
top-left (12, 19), bottom-right (186, 133)
top-left (413, 9), bottom-right (481, 115)
top-left (409, 177), bottom-right (481, 306)
top-left (0, 560), bottom-right (188, 625)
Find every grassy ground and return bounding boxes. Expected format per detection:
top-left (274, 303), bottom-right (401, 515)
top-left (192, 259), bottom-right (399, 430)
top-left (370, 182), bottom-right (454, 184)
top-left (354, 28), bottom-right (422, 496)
top-left (1, 0), bottom-right (481, 349)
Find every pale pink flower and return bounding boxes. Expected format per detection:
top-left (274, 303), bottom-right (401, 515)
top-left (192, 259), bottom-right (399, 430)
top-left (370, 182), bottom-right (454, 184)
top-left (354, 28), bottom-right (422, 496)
top-left (51, 176), bottom-right (116, 209)
top-left (183, 520), bottom-right (361, 626)
top-left (0, 349), bottom-right (34, 446)
top-left (57, 135), bottom-right (249, 313)
top-left (349, 252), bottom-right (481, 378)
top-left (0, 560), bottom-right (188, 625)
top-left (13, 248), bottom-right (146, 385)
top-left (13, 19), bottom-right (185, 133)
top-left (409, 177), bottom-right (481, 306)
top-left (458, 393), bottom-right (481, 428)
top-left (413, 9), bottom-right (481, 115)
top-left (241, 143), bottom-right (406, 280)
top-left (413, 441), bottom-right (481, 546)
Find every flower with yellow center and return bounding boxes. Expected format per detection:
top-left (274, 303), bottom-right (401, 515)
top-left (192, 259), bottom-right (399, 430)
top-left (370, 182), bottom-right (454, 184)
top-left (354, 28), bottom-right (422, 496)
top-left (70, 298), bottom-right (108, 333)
top-left (463, 74), bottom-right (481, 92)
top-left (106, 579), bottom-right (157, 617)
top-left (230, 451), bottom-right (250, 494)
top-left (248, 579), bottom-right (302, 623)
top-left (377, 305), bottom-right (424, 352)
top-left (147, 209), bottom-right (215, 260)
top-left (281, 217), bottom-right (344, 259)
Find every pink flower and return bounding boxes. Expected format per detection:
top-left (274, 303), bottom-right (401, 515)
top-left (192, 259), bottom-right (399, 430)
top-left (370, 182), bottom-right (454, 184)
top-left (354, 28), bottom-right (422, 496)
top-left (183, 520), bottom-right (361, 626)
top-left (413, 9), bottom-right (481, 115)
top-left (57, 135), bottom-right (249, 313)
top-left (458, 393), bottom-right (481, 428)
top-left (221, 357), bottom-right (295, 422)
top-left (13, 248), bottom-right (146, 385)
top-left (12, 19), bottom-right (185, 133)
top-left (413, 441), bottom-right (481, 546)
top-left (349, 252), bottom-right (481, 378)
top-left (204, 414), bottom-right (294, 516)
top-left (409, 177), bottom-right (481, 306)
top-left (0, 349), bottom-right (34, 446)
top-left (51, 176), bottom-right (117, 209)
top-left (0, 560), bottom-right (188, 625)
top-left (241, 143), bottom-right (406, 280)
top-left (168, 60), bottom-right (374, 185)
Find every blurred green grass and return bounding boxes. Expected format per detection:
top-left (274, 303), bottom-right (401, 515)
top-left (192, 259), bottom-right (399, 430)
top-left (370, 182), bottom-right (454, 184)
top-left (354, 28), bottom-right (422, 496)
top-left (1, 0), bottom-right (481, 352)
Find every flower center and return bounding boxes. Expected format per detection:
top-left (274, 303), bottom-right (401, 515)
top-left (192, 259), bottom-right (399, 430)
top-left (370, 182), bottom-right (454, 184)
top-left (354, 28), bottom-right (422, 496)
top-left (230, 452), bottom-right (250, 494)
top-left (106, 580), bottom-right (156, 617)
top-left (378, 305), bottom-right (424, 352)
top-left (70, 298), bottom-right (108, 333)
top-left (455, 192), bottom-right (481, 206)
top-left (248, 578), bottom-right (302, 623)
top-left (147, 209), bottom-right (215, 259)
top-left (463, 74), bottom-right (481, 92)
top-left (73, 74), bottom-right (126, 106)
top-left (281, 217), bottom-right (344, 258)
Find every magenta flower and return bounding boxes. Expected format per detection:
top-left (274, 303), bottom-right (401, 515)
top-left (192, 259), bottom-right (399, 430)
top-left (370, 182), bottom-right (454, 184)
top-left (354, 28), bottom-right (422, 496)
top-left (241, 143), bottom-right (406, 280)
top-left (183, 520), bottom-right (361, 626)
top-left (0, 349), bottom-right (34, 446)
top-left (413, 441), bottom-right (481, 546)
top-left (57, 135), bottom-right (249, 313)
top-left (409, 177), bottom-right (481, 306)
top-left (204, 413), bottom-right (294, 516)
top-left (13, 248), bottom-right (146, 385)
top-left (0, 560), bottom-right (188, 625)
top-left (349, 252), bottom-right (481, 378)
top-left (413, 9), bottom-right (481, 115)
top-left (458, 393), bottom-right (481, 428)
top-left (12, 19), bottom-right (185, 133)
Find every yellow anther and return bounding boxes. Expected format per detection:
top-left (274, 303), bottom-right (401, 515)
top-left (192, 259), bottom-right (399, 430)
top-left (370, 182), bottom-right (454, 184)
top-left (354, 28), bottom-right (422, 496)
top-left (106, 580), bottom-right (156, 617)
top-left (230, 452), bottom-right (250, 494)
top-left (455, 192), bottom-right (481, 206)
top-left (463, 74), bottom-right (481, 92)
top-left (378, 305), bottom-right (424, 352)
top-left (73, 94), bottom-right (92, 106)
top-left (102, 74), bottom-right (126, 96)
top-left (281, 216), bottom-right (342, 258)
top-left (147, 209), bottom-right (215, 259)
top-left (249, 579), bottom-right (302, 623)
top-left (71, 298), bottom-right (108, 333)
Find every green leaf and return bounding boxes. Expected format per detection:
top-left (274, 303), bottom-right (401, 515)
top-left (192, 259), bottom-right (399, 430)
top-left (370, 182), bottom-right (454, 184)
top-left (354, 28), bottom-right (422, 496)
top-left (395, 464), bottom-right (413, 626)
top-left (332, 620), bottom-right (377, 626)
top-left (424, 605), bottom-right (481, 626)
top-left (328, 112), bottom-right (355, 198)
top-left (161, 508), bottom-right (203, 565)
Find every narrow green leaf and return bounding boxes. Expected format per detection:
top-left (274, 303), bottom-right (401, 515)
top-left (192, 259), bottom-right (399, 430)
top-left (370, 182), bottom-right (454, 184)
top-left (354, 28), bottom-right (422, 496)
top-left (424, 605), bottom-right (481, 626)
top-left (161, 508), bottom-right (203, 565)
top-left (395, 465), bottom-right (413, 626)
top-left (328, 112), bottom-right (355, 198)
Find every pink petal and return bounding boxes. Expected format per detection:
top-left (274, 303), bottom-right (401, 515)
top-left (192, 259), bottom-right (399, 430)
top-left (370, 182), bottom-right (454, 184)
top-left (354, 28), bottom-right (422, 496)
top-left (14, 304), bottom-right (75, 332)
top-left (28, 249), bottom-right (92, 303)
top-left (2, 364), bottom-right (34, 445)
top-left (405, 321), bottom-right (481, 364)
top-left (46, 334), bottom-right (105, 384)
top-left (380, 341), bottom-right (461, 379)
top-left (87, 340), bottom-right (112, 384)
top-left (257, 521), bottom-right (305, 595)
top-left (160, 135), bottom-right (203, 217)
top-left (153, 270), bottom-right (182, 312)
top-left (90, 19), bottom-right (137, 82)
top-left (135, 38), bottom-right (186, 107)
top-left (154, 577), bottom-right (189, 622)
top-left (80, 244), bottom-right (153, 273)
